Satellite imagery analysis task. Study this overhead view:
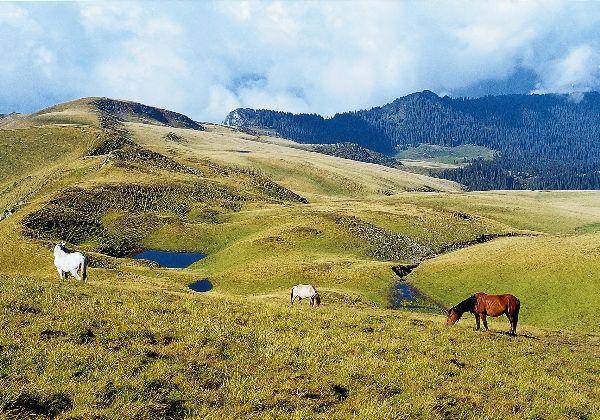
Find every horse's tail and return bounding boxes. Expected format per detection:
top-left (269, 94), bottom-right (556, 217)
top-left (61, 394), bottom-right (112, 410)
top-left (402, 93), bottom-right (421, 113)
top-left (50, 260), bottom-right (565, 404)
top-left (511, 296), bottom-right (521, 314)
top-left (290, 288), bottom-right (294, 305)
top-left (81, 256), bottom-right (88, 282)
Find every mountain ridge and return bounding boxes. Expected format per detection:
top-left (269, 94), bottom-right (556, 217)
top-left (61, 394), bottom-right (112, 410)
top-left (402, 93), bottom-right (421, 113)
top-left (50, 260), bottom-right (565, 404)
top-left (224, 90), bottom-right (600, 190)
top-left (0, 97), bottom-right (205, 131)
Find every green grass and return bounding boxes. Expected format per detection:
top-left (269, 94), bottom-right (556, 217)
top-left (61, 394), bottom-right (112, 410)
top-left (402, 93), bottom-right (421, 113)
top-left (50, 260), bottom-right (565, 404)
top-left (410, 233), bottom-right (600, 333)
top-left (396, 143), bottom-right (496, 165)
top-left (130, 122), bottom-right (461, 198)
top-left (391, 190), bottom-right (600, 234)
top-left (0, 126), bottom-right (101, 185)
top-left (1, 98), bottom-right (600, 417)
top-left (0, 273), bottom-right (598, 418)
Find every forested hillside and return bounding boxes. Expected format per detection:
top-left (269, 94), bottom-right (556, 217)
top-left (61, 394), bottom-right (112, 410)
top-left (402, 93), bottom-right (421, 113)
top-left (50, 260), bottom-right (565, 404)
top-left (225, 91), bottom-right (600, 190)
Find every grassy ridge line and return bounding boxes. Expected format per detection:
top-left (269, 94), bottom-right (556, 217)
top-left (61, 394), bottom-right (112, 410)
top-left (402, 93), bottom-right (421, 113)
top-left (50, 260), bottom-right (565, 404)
top-left (130, 123), bottom-right (462, 198)
top-left (0, 273), bottom-right (598, 418)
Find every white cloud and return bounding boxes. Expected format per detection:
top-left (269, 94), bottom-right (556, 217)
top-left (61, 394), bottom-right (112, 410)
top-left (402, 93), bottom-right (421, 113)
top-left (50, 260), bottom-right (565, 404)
top-left (2, 1), bottom-right (600, 120)
top-left (534, 45), bottom-right (600, 93)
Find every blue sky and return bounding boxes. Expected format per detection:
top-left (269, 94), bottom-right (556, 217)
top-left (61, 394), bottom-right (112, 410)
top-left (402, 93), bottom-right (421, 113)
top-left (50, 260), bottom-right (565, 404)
top-left (1, 1), bottom-right (600, 122)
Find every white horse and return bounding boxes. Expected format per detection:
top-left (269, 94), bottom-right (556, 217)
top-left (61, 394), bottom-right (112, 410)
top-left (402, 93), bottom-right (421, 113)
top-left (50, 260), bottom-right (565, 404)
top-left (54, 243), bottom-right (88, 282)
top-left (291, 284), bottom-right (321, 307)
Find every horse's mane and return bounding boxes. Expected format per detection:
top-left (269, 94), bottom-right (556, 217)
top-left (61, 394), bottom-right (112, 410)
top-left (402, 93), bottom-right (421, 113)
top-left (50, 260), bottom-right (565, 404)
top-left (57, 243), bottom-right (72, 253)
top-left (452, 294), bottom-right (476, 315)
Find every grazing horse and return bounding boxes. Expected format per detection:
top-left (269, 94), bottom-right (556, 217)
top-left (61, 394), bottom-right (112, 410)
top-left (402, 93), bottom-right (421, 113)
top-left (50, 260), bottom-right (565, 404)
top-left (445, 292), bottom-right (520, 335)
top-left (53, 243), bottom-right (88, 282)
top-left (291, 284), bottom-right (321, 307)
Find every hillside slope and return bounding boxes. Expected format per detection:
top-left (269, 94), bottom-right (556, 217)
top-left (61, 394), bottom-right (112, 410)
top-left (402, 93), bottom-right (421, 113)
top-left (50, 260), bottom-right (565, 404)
top-left (0, 273), bottom-right (597, 418)
top-left (225, 91), bottom-right (600, 190)
top-left (0, 97), bottom-right (466, 298)
top-left (1, 97), bottom-right (599, 417)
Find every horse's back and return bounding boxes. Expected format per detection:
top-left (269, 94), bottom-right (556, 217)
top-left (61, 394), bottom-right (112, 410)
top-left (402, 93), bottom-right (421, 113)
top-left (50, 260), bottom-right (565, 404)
top-left (478, 292), bottom-right (519, 304)
top-left (475, 293), bottom-right (519, 316)
top-left (56, 251), bottom-right (85, 271)
top-left (496, 293), bottom-right (519, 305)
top-left (292, 284), bottom-right (317, 297)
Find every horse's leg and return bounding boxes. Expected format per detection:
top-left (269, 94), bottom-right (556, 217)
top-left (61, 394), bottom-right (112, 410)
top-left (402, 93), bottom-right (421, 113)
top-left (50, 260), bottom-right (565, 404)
top-left (57, 268), bottom-right (64, 280)
top-left (481, 314), bottom-right (488, 331)
top-left (474, 313), bottom-right (480, 331)
top-left (70, 269), bottom-right (81, 282)
top-left (510, 312), bottom-right (518, 336)
top-left (505, 313), bottom-right (515, 335)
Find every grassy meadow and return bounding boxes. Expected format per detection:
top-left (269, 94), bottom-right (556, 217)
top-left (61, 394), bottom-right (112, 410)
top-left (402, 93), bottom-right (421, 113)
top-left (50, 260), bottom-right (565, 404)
top-left (0, 98), bottom-right (599, 417)
top-left (1, 273), bottom-right (598, 419)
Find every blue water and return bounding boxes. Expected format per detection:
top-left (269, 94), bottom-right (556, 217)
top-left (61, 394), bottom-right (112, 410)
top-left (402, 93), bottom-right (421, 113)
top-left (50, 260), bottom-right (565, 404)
top-left (394, 283), bottom-right (418, 301)
top-left (390, 281), bottom-right (445, 312)
top-left (132, 250), bottom-right (205, 268)
top-left (189, 279), bottom-right (213, 292)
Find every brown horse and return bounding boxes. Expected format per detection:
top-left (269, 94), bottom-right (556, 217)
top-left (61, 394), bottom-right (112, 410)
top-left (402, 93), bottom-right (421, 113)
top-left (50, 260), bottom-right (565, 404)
top-left (445, 292), bottom-right (520, 335)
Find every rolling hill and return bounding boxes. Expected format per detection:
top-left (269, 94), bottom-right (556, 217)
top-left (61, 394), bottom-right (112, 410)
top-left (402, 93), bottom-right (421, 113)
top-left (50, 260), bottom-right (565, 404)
top-left (225, 90), bottom-right (600, 190)
top-left (0, 97), bottom-right (598, 417)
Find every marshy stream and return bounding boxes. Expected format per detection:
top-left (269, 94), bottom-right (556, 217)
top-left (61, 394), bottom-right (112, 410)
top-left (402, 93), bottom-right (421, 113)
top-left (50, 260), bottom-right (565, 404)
top-left (389, 264), bottom-right (444, 312)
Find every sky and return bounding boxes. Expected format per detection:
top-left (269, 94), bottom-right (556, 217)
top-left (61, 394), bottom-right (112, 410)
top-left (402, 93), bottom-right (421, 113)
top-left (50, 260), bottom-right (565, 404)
top-left (1, 1), bottom-right (600, 122)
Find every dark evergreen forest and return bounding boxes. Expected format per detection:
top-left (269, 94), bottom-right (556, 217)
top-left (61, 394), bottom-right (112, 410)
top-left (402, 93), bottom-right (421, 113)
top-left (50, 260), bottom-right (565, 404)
top-left (224, 91), bottom-right (600, 190)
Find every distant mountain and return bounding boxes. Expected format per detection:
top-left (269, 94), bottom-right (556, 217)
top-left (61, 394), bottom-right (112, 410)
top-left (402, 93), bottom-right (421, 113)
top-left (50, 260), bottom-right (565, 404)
top-left (38, 97), bottom-right (205, 130)
top-left (225, 91), bottom-right (600, 190)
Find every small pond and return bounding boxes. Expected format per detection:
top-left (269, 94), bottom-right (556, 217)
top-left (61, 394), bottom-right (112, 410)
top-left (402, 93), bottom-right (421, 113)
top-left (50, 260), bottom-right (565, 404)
top-left (189, 279), bottom-right (213, 292)
top-left (133, 250), bottom-right (205, 269)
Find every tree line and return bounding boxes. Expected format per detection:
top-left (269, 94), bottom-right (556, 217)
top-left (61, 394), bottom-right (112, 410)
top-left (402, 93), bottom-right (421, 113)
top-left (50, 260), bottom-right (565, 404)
top-left (224, 91), bottom-right (600, 190)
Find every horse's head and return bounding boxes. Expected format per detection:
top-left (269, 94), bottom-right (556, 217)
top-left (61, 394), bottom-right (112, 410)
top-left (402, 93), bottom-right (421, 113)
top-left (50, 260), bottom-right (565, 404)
top-left (54, 242), bottom-right (67, 254)
top-left (314, 293), bottom-right (321, 307)
top-left (445, 307), bottom-right (461, 326)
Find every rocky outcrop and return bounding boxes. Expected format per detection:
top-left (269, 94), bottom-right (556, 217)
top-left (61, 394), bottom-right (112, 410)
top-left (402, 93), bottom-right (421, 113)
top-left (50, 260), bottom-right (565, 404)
top-left (106, 145), bottom-right (203, 176)
top-left (332, 215), bottom-right (432, 262)
top-left (223, 108), bottom-right (261, 128)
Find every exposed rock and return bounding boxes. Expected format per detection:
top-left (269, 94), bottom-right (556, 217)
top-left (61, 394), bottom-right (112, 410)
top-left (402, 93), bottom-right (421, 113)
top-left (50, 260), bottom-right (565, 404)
top-left (332, 215), bottom-right (431, 261)
top-left (107, 144), bottom-right (203, 176)
top-left (164, 132), bottom-right (186, 143)
top-left (438, 232), bottom-right (522, 254)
